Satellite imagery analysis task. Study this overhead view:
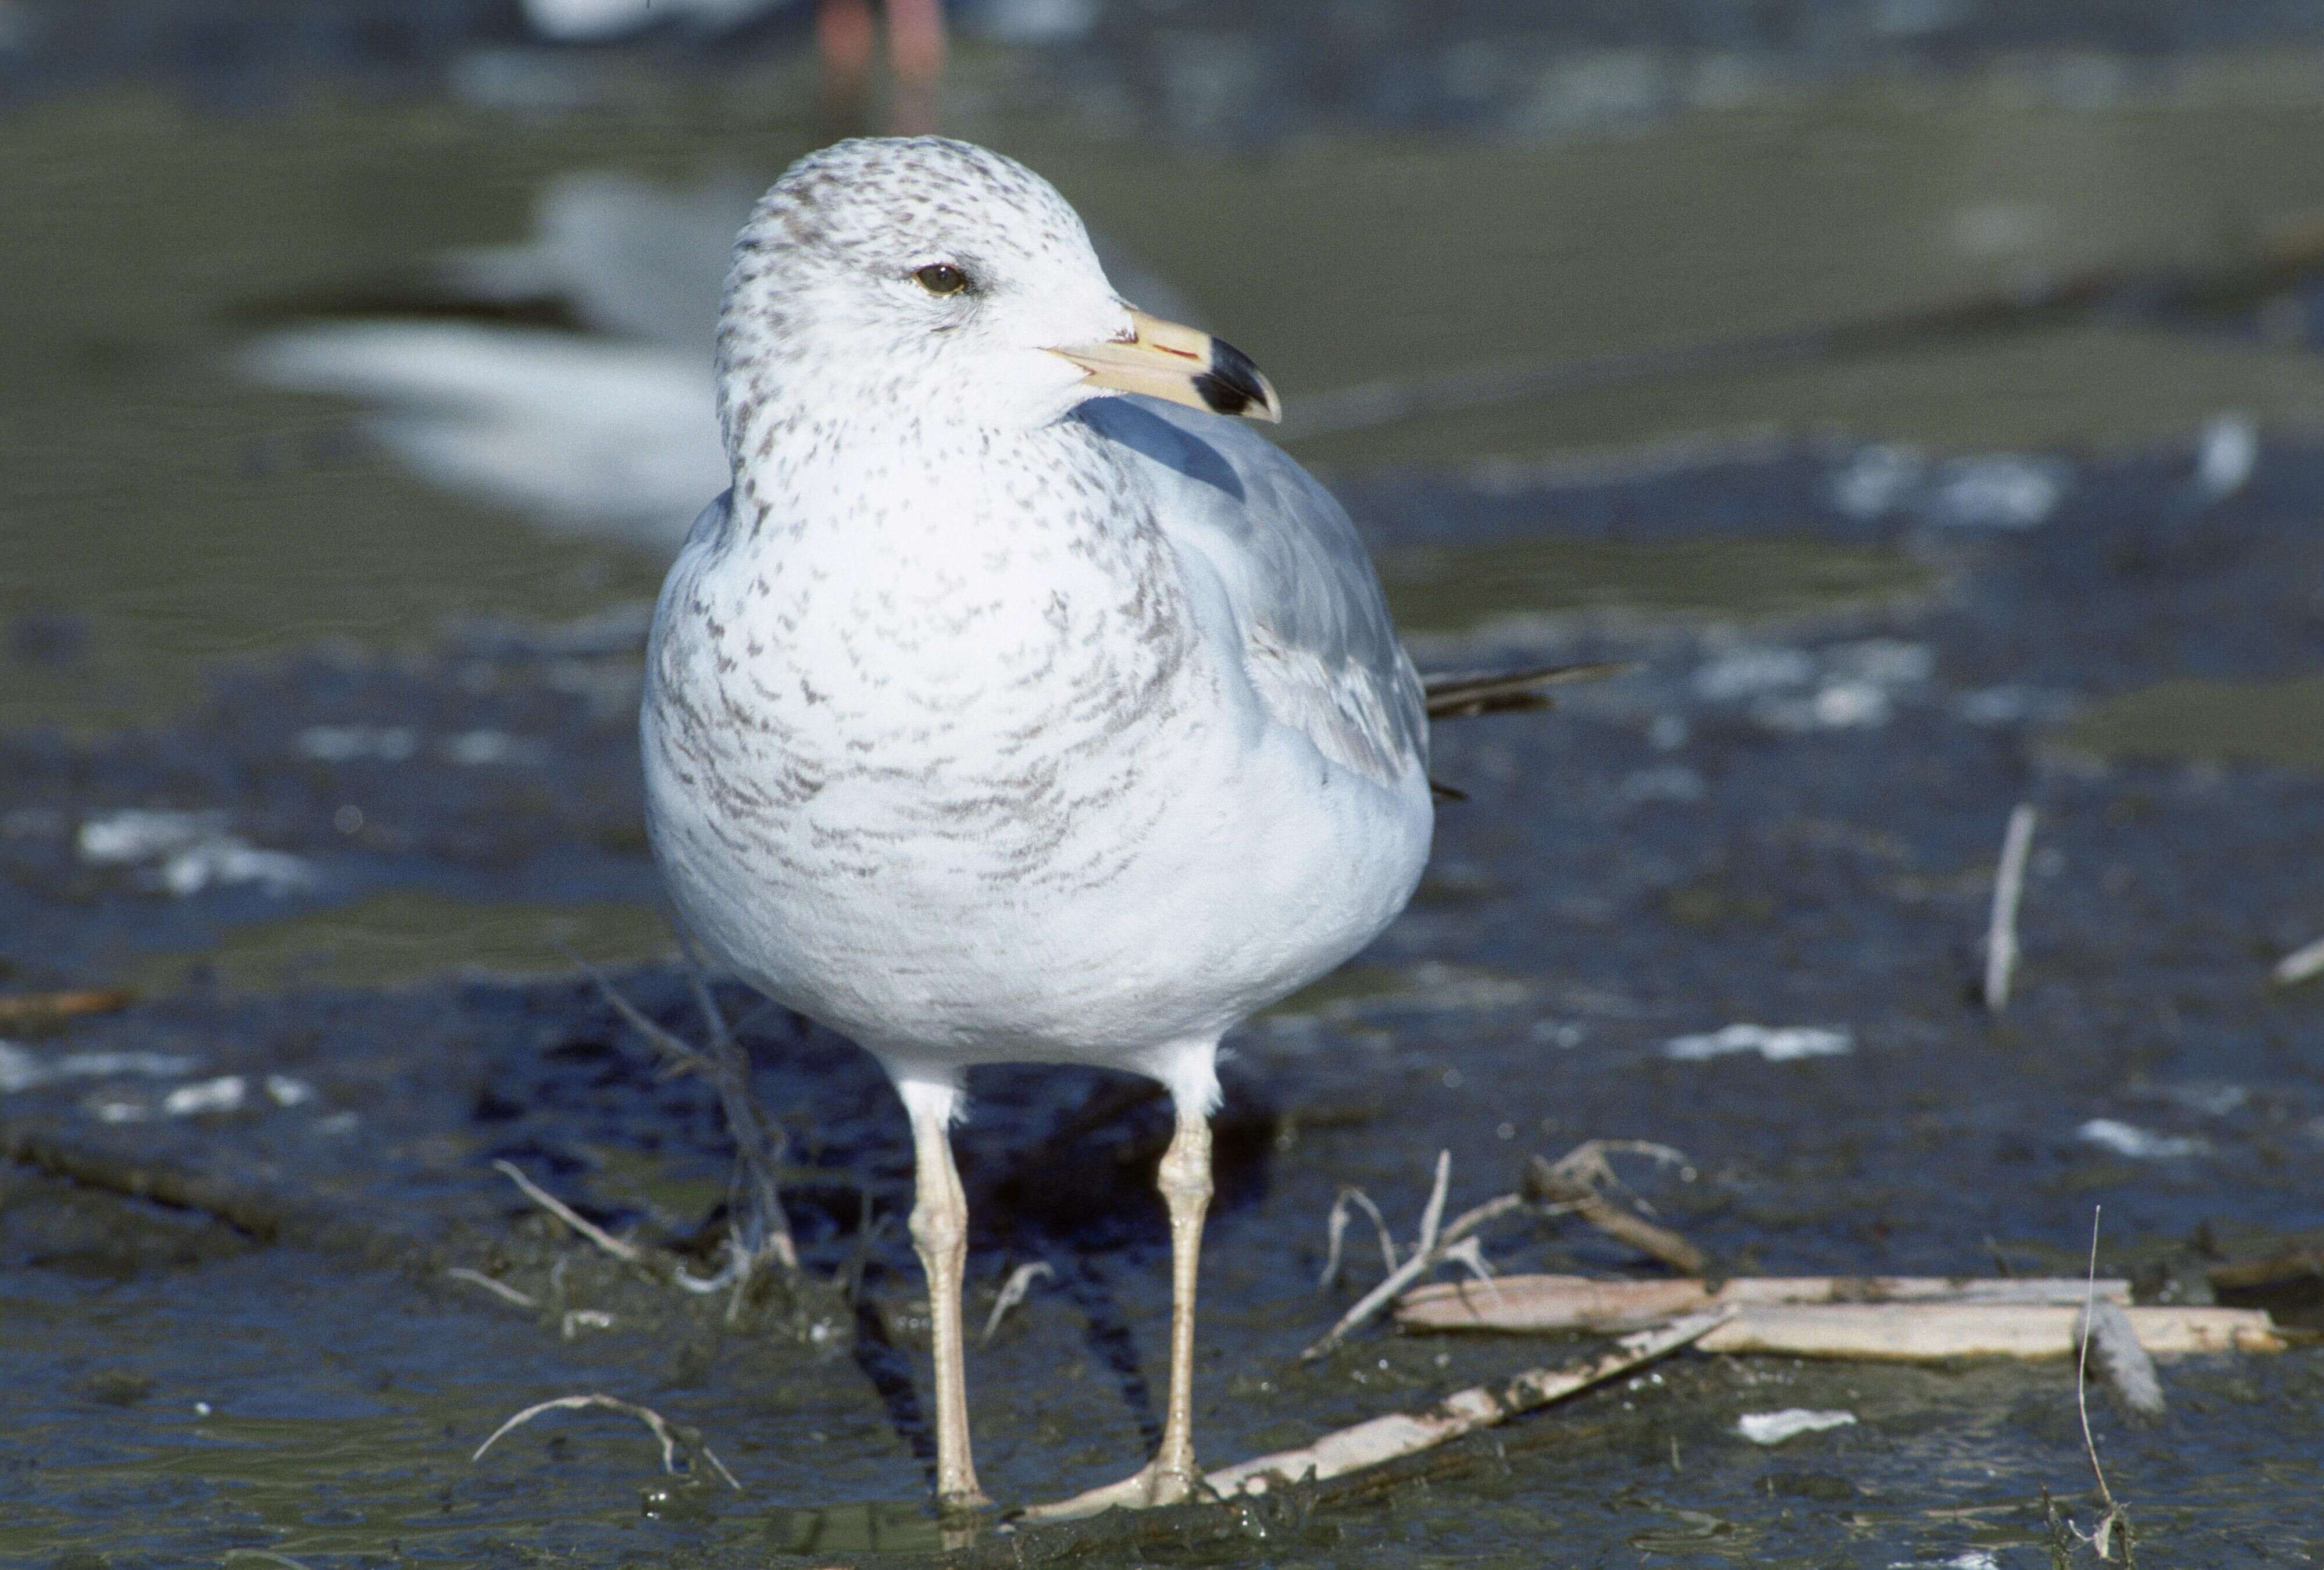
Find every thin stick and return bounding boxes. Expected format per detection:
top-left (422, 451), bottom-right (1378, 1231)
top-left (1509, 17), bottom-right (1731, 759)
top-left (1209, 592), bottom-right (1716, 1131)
top-left (1523, 1146), bottom-right (1705, 1275)
top-left (492, 1159), bottom-right (646, 1265)
top-left (980, 1261), bottom-right (1054, 1345)
top-left (1319, 1187), bottom-right (1401, 1289)
top-left (1985, 804), bottom-right (2038, 1012)
top-left (447, 1266), bottom-right (538, 1309)
top-left (1415, 1150), bottom-right (1452, 1255)
top-left (2077, 1209), bottom-right (2120, 1522)
top-left (1302, 1189), bottom-right (1526, 1361)
top-left (472, 1393), bottom-right (742, 1492)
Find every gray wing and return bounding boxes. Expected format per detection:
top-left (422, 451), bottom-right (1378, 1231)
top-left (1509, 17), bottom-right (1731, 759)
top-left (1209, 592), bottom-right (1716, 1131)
top-left (1074, 395), bottom-right (1428, 786)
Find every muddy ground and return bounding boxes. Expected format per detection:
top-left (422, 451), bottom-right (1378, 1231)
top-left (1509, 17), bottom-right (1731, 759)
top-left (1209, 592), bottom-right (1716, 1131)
top-left (6, 429), bottom-right (2324, 1565)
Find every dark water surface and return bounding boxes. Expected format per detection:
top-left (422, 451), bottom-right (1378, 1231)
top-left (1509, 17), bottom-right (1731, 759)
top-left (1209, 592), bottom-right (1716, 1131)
top-left (5, 57), bottom-right (2323, 1570)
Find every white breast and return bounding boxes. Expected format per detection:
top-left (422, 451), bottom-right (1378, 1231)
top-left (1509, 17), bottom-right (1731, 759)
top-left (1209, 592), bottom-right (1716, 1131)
top-left (642, 424), bottom-right (1429, 1071)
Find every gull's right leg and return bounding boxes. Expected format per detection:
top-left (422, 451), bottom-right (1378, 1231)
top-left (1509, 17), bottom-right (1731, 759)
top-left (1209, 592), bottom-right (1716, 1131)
top-left (898, 1077), bottom-right (988, 1511)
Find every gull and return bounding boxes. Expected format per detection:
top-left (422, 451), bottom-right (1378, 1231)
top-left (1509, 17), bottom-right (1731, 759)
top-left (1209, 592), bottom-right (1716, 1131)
top-left (643, 136), bottom-right (1533, 1516)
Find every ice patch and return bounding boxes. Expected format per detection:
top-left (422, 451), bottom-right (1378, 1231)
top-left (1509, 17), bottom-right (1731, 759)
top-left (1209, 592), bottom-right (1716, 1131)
top-left (76, 808), bottom-right (316, 898)
top-left (1694, 638), bottom-right (1933, 732)
top-left (265, 1075), bottom-right (316, 1107)
top-left (157, 842), bottom-right (317, 897)
top-left (1826, 639), bottom-right (1936, 686)
top-left (2195, 412), bottom-right (2257, 499)
top-left (1755, 680), bottom-right (1890, 732)
top-left (2077, 1119), bottom-right (2208, 1159)
top-left (1829, 444), bottom-right (2070, 527)
top-left (1925, 455), bottom-right (2070, 529)
top-left (0, 1042), bottom-right (199, 1093)
top-left (1666, 1025), bottom-right (1852, 1062)
top-left (1830, 444), bottom-right (1925, 520)
top-left (1737, 1408), bottom-right (1857, 1444)
top-left (163, 1076), bottom-right (248, 1116)
top-left (78, 808), bottom-right (227, 864)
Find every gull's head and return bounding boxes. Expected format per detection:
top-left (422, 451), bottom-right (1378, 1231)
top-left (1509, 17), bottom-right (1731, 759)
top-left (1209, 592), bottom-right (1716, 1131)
top-left (717, 137), bottom-right (1276, 448)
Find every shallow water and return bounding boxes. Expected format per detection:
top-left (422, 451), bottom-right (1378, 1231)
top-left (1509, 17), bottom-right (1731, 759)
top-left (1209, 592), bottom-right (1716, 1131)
top-left (6, 43), bottom-right (2324, 1570)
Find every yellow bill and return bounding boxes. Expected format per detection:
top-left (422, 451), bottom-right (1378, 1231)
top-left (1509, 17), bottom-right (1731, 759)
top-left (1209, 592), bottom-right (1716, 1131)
top-left (1051, 308), bottom-right (1281, 423)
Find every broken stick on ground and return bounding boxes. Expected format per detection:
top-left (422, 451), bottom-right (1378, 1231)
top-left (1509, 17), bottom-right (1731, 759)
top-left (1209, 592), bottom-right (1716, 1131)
top-left (1022, 1309), bottom-right (1728, 1522)
top-left (1398, 1272), bottom-right (2281, 1360)
top-left (1305, 1141), bottom-right (1704, 1361)
top-left (1400, 1272), bottom-right (2134, 1332)
top-left (1302, 1150), bottom-right (1521, 1362)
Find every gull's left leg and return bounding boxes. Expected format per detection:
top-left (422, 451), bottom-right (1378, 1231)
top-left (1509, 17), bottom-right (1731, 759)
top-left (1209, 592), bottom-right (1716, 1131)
top-left (1022, 1052), bottom-right (1218, 1520)
top-left (1143, 1094), bottom-right (1214, 1501)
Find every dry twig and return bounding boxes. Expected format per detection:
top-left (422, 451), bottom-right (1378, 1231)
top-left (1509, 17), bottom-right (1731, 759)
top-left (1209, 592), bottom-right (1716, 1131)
top-left (492, 1158), bottom-right (646, 1265)
top-left (1318, 1186), bottom-right (1400, 1289)
top-left (1302, 1150), bottom-right (1525, 1361)
top-left (980, 1261), bottom-right (1054, 1345)
top-left (473, 1393), bottom-right (741, 1492)
top-left (1523, 1142), bottom-right (1704, 1273)
top-left (447, 1266), bottom-right (538, 1310)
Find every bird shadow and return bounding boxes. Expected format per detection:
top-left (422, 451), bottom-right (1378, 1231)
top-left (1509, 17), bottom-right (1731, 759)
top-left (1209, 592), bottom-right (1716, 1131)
top-left (849, 1282), bottom-right (937, 1472)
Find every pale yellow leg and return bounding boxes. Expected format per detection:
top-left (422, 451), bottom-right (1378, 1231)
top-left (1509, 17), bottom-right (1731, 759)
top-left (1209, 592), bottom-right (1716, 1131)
top-left (1146, 1102), bottom-right (1212, 1499)
top-left (901, 1082), bottom-right (988, 1511)
top-left (1021, 1099), bottom-right (1214, 1520)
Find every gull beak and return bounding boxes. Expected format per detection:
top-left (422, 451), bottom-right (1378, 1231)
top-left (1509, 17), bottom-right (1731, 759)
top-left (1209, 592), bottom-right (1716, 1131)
top-left (1051, 308), bottom-right (1281, 423)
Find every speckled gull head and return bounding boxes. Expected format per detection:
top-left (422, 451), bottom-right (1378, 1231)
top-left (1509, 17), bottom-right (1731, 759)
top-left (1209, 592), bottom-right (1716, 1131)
top-left (713, 136), bottom-right (1277, 454)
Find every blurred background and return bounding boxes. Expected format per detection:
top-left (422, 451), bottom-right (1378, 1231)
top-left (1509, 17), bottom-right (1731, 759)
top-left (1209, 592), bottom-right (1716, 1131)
top-left (4, 3), bottom-right (2323, 1564)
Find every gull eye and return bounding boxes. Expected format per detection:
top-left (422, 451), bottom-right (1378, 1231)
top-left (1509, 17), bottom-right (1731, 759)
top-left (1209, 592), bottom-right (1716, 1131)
top-left (912, 263), bottom-right (969, 295)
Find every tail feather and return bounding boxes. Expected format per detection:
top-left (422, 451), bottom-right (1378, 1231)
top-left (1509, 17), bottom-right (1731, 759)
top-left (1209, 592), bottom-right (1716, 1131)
top-left (1422, 662), bottom-right (1630, 721)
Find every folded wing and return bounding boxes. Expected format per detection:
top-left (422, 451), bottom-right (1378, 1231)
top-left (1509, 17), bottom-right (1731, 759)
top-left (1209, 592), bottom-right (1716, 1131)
top-left (1076, 396), bottom-right (1428, 791)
